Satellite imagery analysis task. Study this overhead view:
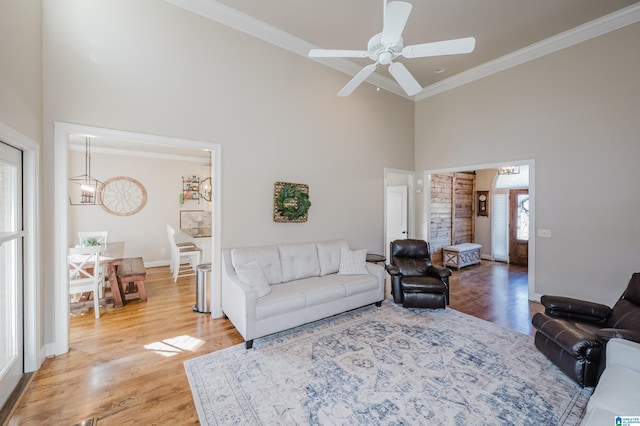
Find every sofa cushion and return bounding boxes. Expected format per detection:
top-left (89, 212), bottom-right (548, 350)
top-left (289, 277), bottom-right (347, 307)
top-left (255, 285), bottom-right (306, 321)
top-left (231, 246), bottom-right (283, 285)
top-left (316, 239), bottom-right (349, 276)
top-left (338, 248), bottom-right (368, 275)
top-left (278, 243), bottom-right (320, 282)
top-left (585, 363), bottom-right (640, 416)
top-left (320, 273), bottom-right (380, 297)
top-left (235, 261), bottom-right (271, 297)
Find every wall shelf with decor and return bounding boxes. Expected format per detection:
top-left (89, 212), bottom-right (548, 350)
top-left (182, 176), bottom-right (200, 203)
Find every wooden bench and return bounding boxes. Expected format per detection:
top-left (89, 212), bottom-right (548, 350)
top-left (443, 243), bottom-right (482, 270)
top-left (117, 257), bottom-right (147, 303)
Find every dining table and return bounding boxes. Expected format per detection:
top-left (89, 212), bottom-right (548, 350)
top-left (69, 241), bottom-right (127, 309)
top-left (100, 241), bottom-right (127, 307)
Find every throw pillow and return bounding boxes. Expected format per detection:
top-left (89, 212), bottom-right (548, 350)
top-left (338, 248), bottom-right (368, 275)
top-left (235, 261), bottom-right (271, 297)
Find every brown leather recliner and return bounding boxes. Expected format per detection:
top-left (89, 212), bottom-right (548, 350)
top-left (386, 239), bottom-right (452, 308)
top-left (532, 273), bottom-right (640, 387)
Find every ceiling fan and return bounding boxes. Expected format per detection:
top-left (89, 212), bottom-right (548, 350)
top-left (308, 0), bottom-right (476, 97)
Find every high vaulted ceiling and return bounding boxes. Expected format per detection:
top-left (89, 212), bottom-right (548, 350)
top-left (168, 0), bottom-right (640, 99)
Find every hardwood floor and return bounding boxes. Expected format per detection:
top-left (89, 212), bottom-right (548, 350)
top-left (449, 261), bottom-right (543, 335)
top-left (7, 261), bottom-right (542, 425)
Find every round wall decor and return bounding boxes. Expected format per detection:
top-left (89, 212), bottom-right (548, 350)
top-left (99, 176), bottom-right (147, 216)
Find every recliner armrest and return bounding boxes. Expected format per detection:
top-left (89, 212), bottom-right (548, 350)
top-left (386, 265), bottom-right (401, 276)
top-left (595, 328), bottom-right (640, 344)
top-left (541, 295), bottom-right (612, 324)
top-left (428, 265), bottom-right (452, 278)
top-left (532, 313), bottom-right (602, 357)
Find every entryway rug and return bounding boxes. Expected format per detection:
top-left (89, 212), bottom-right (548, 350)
top-left (184, 301), bottom-right (591, 425)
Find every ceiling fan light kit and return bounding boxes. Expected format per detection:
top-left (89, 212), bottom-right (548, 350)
top-left (309, 1), bottom-right (476, 97)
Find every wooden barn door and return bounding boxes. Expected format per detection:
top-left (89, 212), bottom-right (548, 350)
top-left (429, 172), bottom-right (475, 264)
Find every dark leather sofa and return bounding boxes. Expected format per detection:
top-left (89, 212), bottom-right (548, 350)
top-left (386, 239), bottom-right (452, 307)
top-left (532, 272), bottom-right (640, 387)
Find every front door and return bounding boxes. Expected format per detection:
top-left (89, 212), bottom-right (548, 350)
top-left (509, 189), bottom-right (529, 266)
top-left (0, 141), bottom-right (23, 407)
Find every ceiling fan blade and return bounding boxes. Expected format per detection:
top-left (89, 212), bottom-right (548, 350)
top-left (388, 62), bottom-right (422, 96)
top-left (402, 37), bottom-right (476, 58)
top-left (309, 49), bottom-right (369, 58)
top-left (381, 1), bottom-right (412, 46)
top-left (338, 64), bottom-right (377, 97)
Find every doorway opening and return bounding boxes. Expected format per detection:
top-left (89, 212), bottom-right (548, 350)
top-left (424, 160), bottom-right (535, 300)
top-left (492, 166), bottom-right (530, 266)
top-left (52, 122), bottom-right (222, 356)
top-left (384, 168), bottom-right (416, 262)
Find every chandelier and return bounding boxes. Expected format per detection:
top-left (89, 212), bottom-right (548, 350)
top-left (498, 166), bottom-right (520, 175)
top-left (69, 137), bottom-right (103, 205)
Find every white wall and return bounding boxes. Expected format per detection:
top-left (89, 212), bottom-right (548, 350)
top-left (0, 0), bottom-right (42, 142)
top-left (474, 169), bottom-right (495, 258)
top-left (42, 0), bottom-right (415, 347)
top-left (0, 0), bottom-right (43, 371)
top-left (68, 149), bottom-right (209, 264)
top-left (415, 22), bottom-right (640, 305)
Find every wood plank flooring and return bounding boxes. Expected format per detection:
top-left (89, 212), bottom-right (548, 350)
top-left (6, 261), bottom-right (542, 425)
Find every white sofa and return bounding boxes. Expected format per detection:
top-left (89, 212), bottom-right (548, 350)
top-left (222, 239), bottom-right (385, 348)
top-left (580, 338), bottom-right (640, 425)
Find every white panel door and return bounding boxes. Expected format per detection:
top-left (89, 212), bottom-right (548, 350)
top-left (0, 141), bottom-right (23, 407)
top-left (386, 185), bottom-right (408, 260)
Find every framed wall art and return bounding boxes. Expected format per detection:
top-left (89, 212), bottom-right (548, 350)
top-left (273, 181), bottom-right (311, 223)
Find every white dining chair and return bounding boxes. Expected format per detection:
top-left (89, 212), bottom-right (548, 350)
top-left (77, 230), bottom-right (109, 296)
top-left (69, 245), bottom-right (104, 319)
top-left (167, 224), bottom-right (201, 282)
top-left (166, 224), bottom-right (196, 273)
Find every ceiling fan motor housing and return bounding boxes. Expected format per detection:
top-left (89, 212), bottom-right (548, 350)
top-left (368, 32), bottom-right (402, 64)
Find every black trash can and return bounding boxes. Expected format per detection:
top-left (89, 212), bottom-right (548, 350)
top-left (193, 263), bottom-right (212, 313)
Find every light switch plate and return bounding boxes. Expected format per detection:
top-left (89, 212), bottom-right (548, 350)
top-left (537, 229), bottom-right (552, 238)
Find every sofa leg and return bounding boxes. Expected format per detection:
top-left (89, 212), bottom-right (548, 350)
top-left (245, 340), bottom-right (254, 349)
top-left (375, 301), bottom-right (382, 307)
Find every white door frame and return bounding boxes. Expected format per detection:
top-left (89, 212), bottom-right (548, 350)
top-left (52, 122), bottom-right (222, 355)
top-left (0, 122), bottom-right (41, 373)
top-left (424, 159), bottom-right (536, 300)
top-left (384, 168), bottom-right (415, 260)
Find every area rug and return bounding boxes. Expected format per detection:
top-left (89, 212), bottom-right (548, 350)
top-left (184, 302), bottom-right (591, 425)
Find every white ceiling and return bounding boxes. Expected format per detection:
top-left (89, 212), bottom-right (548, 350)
top-left (167, 0), bottom-right (640, 99)
top-left (68, 134), bottom-right (211, 161)
top-left (69, 1), bottom-right (640, 154)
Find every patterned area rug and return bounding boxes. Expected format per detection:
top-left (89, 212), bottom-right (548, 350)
top-left (185, 301), bottom-right (591, 425)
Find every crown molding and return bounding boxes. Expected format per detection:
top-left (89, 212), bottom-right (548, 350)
top-left (166, 0), bottom-right (640, 102)
top-left (416, 3), bottom-right (640, 100)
